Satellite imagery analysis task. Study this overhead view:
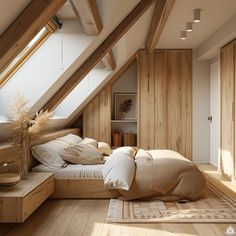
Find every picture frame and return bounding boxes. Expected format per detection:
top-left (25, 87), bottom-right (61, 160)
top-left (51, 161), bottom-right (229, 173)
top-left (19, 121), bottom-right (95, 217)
top-left (114, 93), bottom-right (136, 120)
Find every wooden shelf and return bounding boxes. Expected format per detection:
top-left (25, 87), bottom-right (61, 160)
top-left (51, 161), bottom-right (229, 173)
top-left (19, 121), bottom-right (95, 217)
top-left (111, 119), bottom-right (137, 123)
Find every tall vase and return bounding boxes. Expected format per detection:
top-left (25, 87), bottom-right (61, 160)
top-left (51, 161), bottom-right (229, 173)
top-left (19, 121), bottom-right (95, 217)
top-left (21, 135), bottom-right (30, 179)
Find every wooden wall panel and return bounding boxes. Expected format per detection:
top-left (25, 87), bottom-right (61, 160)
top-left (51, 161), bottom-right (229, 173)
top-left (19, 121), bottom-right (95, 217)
top-left (221, 41), bottom-right (235, 178)
top-left (166, 51), bottom-right (192, 159)
top-left (154, 51), bottom-right (167, 148)
top-left (137, 49), bottom-right (192, 159)
top-left (137, 50), bottom-right (155, 149)
top-left (83, 87), bottom-right (111, 144)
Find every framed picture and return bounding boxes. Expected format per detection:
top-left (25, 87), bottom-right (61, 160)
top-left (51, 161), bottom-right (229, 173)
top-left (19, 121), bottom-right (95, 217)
top-left (114, 93), bottom-right (136, 120)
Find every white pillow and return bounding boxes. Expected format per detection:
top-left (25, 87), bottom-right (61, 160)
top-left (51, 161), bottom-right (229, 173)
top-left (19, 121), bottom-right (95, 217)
top-left (31, 140), bottom-right (68, 168)
top-left (80, 137), bottom-right (98, 148)
top-left (102, 150), bottom-right (135, 190)
top-left (112, 146), bottom-right (137, 158)
top-left (56, 134), bottom-right (83, 145)
top-left (61, 144), bottom-right (105, 164)
top-left (97, 142), bottom-right (112, 156)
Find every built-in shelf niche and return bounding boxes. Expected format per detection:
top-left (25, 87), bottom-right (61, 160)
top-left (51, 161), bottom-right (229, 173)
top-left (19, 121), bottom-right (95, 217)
top-left (111, 61), bottom-right (137, 147)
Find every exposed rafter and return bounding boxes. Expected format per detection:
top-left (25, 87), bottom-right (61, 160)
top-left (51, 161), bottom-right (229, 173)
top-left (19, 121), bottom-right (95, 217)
top-left (70, 0), bottom-right (102, 35)
top-left (145, 0), bottom-right (175, 53)
top-left (67, 51), bottom-right (138, 128)
top-left (101, 49), bottom-right (116, 71)
top-left (0, 0), bottom-right (67, 74)
top-left (42, 0), bottom-right (155, 112)
top-left (70, 0), bottom-right (116, 71)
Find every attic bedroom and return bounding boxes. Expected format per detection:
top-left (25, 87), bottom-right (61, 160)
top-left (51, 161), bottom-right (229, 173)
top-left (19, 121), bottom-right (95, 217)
top-left (0, 0), bottom-right (236, 235)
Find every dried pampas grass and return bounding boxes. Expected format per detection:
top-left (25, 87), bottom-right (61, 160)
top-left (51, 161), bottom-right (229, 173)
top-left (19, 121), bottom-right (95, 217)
top-left (9, 93), bottom-right (53, 149)
top-left (9, 93), bottom-right (53, 178)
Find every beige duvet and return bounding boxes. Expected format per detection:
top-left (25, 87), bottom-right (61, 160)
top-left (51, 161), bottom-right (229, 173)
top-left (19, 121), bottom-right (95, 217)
top-left (119, 149), bottom-right (206, 201)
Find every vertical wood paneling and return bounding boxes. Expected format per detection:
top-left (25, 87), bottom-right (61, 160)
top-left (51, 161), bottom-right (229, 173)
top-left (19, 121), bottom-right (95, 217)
top-left (83, 87), bottom-right (111, 144)
top-left (221, 41), bottom-right (235, 178)
top-left (138, 50), bottom-right (155, 149)
top-left (166, 51), bottom-right (192, 159)
top-left (154, 50), bottom-right (167, 148)
top-left (137, 49), bottom-right (192, 159)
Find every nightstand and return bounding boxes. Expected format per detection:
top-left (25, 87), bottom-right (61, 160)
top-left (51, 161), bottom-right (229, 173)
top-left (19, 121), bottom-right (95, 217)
top-left (0, 172), bottom-right (54, 223)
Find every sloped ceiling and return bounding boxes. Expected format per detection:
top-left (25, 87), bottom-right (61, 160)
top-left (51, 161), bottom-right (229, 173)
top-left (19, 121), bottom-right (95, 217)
top-left (0, 0), bottom-right (31, 35)
top-left (157, 0), bottom-right (236, 49)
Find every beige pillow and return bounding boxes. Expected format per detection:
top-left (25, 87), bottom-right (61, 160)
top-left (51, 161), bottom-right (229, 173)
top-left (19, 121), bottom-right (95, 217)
top-left (80, 137), bottom-right (98, 148)
top-left (112, 146), bottom-right (138, 158)
top-left (135, 149), bottom-right (152, 160)
top-left (97, 142), bottom-right (112, 156)
top-left (31, 140), bottom-right (68, 168)
top-left (57, 134), bottom-right (83, 145)
top-left (61, 144), bottom-right (105, 164)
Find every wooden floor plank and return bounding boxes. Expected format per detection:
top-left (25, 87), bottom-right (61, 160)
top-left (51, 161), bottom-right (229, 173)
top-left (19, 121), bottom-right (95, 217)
top-left (63, 199), bottom-right (96, 236)
top-left (82, 199), bottom-right (108, 236)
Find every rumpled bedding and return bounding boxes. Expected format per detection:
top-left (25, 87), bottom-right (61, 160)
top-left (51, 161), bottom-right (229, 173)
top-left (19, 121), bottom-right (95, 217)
top-left (103, 148), bottom-right (206, 201)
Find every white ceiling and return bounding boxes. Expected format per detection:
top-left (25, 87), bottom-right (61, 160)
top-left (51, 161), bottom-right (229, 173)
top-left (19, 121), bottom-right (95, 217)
top-left (0, 0), bottom-right (31, 35)
top-left (157, 0), bottom-right (236, 49)
top-left (56, 1), bottom-right (76, 20)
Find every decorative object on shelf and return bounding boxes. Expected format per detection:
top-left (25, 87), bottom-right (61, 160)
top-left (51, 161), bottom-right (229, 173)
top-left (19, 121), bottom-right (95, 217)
top-left (9, 93), bottom-right (53, 179)
top-left (124, 132), bottom-right (137, 146)
top-left (0, 161), bottom-right (20, 188)
top-left (114, 93), bottom-right (136, 120)
top-left (112, 132), bottom-right (122, 147)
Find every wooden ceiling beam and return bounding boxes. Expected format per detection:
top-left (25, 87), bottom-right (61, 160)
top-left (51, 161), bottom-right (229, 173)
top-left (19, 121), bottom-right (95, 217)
top-left (70, 0), bottom-right (116, 70)
top-left (42, 0), bottom-right (155, 112)
top-left (0, 0), bottom-right (67, 74)
top-left (70, 0), bottom-right (102, 35)
top-left (145, 0), bottom-right (175, 53)
top-left (67, 51), bottom-right (137, 128)
top-left (101, 49), bottom-right (116, 71)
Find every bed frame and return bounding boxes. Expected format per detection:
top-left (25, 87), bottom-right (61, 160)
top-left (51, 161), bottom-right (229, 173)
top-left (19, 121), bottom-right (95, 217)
top-left (29, 128), bottom-right (119, 199)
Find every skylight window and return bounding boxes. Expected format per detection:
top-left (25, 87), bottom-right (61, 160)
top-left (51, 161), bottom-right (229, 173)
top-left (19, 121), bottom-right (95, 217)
top-left (0, 21), bottom-right (57, 88)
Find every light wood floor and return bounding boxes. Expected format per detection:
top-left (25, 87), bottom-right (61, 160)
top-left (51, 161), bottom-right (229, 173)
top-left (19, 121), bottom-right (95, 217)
top-left (1, 163), bottom-right (236, 236)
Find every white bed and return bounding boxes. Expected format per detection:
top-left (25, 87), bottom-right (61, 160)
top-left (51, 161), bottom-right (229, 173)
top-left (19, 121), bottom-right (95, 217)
top-left (33, 164), bottom-right (104, 179)
top-left (32, 163), bottom-right (119, 199)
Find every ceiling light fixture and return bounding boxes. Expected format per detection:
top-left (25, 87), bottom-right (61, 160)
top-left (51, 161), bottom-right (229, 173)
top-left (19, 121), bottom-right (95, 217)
top-left (193, 9), bottom-right (201, 23)
top-left (186, 22), bottom-right (193, 32)
top-left (180, 31), bottom-right (187, 40)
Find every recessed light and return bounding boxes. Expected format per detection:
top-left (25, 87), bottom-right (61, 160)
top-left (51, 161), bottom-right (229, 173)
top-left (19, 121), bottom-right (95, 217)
top-left (193, 9), bottom-right (200, 23)
top-left (180, 31), bottom-right (187, 40)
top-left (186, 22), bottom-right (193, 32)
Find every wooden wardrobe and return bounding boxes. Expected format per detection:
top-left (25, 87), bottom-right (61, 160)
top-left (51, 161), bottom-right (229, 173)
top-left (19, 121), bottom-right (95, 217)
top-left (82, 49), bottom-right (192, 160)
top-left (221, 40), bottom-right (236, 179)
top-left (137, 49), bottom-right (192, 160)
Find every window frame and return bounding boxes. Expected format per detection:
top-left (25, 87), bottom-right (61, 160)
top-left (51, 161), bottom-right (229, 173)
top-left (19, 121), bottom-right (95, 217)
top-left (0, 21), bottom-right (57, 88)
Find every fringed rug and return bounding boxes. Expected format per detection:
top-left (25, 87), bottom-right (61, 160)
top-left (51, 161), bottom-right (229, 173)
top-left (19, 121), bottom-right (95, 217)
top-left (106, 183), bottom-right (236, 223)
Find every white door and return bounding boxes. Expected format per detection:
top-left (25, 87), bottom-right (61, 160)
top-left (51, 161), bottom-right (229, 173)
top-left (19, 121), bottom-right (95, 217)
top-left (210, 61), bottom-right (220, 168)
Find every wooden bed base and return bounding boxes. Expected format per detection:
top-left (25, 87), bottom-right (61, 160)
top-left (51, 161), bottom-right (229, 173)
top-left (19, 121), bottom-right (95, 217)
top-left (1, 128), bottom-right (118, 199)
top-left (51, 178), bottom-right (119, 199)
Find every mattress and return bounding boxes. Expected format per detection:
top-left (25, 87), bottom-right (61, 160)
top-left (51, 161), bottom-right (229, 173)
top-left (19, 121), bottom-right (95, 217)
top-left (32, 164), bottom-right (104, 179)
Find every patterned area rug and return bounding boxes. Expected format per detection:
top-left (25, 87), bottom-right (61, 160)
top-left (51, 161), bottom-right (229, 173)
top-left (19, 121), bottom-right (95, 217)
top-left (106, 183), bottom-right (236, 223)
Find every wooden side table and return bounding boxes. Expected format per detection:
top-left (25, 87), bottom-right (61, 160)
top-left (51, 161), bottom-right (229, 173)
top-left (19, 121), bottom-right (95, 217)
top-left (0, 172), bottom-right (54, 223)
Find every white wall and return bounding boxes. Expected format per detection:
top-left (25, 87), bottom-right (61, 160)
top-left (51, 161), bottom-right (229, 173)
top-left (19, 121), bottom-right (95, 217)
top-left (192, 50), bottom-right (210, 163)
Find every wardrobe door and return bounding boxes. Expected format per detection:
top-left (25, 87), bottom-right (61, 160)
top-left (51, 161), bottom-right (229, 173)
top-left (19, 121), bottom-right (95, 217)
top-left (137, 50), bottom-right (155, 149)
top-left (221, 41), bottom-right (235, 178)
top-left (83, 87), bottom-right (111, 144)
top-left (165, 50), bottom-right (192, 160)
